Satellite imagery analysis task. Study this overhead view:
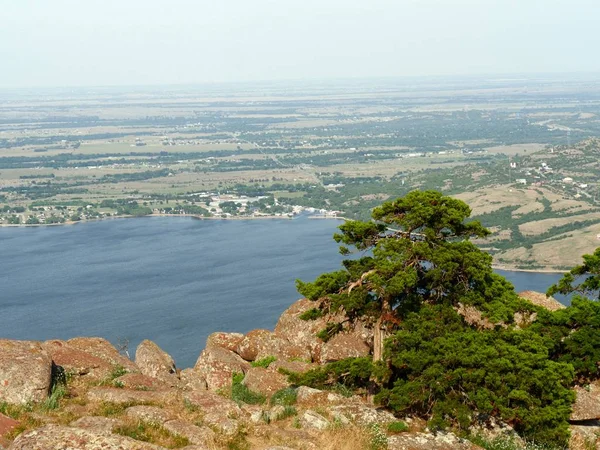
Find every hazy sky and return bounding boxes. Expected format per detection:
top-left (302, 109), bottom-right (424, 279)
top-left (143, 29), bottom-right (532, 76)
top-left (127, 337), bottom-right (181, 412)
top-left (1, 0), bottom-right (599, 88)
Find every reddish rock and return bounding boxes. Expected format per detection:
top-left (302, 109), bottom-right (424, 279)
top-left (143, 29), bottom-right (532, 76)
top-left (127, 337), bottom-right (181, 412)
top-left (236, 329), bottom-right (311, 362)
top-left (125, 405), bottom-right (173, 424)
top-left (206, 332), bottom-right (244, 352)
top-left (572, 381), bottom-right (600, 421)
top-left (8, 424), bottom-right (166, 449)
top-left (114, 373), bottom-right (167, 391)
top-left (0, 339), bottom-right (52, 404)
top-left (163, 420), bottom-right (215, 446)
top-left (242, 367), bottom-right (288, 397)
top-left (67, 337), bottom-right (137, 372)
top-left (518, 290), bottom-right (565, 312)
top-left (296, 386), bottom-right (347, 406)
top-left (69, 416), bottom-right (123, 433)
top-left (320, 332), bottom-right (370, 363)
top-left (328, 403), bottom-right (397, 426)
top-left (86, 387), bottom-right (173, 405)
top-left (0, 413), bottom-right (19, 445)
top-left (178, 368), bottom-right (207, 392)
top-left (42, 340), bottom-right (113, 379)
top-left (193, 346), bottom-right (250, 391)
top-left (183, 391), bottom-right (242, 420)
top-left (135, 340), bottom-right (178, 385)
top-left (268, 359), bottom-right (316, 375)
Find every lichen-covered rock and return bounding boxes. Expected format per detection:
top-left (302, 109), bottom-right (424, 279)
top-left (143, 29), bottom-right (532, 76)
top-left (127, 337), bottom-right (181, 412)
top-left (296, 386), bottom-right (347, 406)
top-left (163, 420), bottom-right (215, 446)
top-left (0, 339), bottom-right (52, 404)
top-left (178, 368), bottom-right (207, 392)
top-left (570, 421), bottom-right (600, 450)
top-left (125, 405), bottom-right (173, 424)
top-left (135, 340), bottom-right (178, 385)
top-left (8, 424), bottom-right (166, 449)
top-left (42, 340), bottom-right (114, 380)
top-left (572, 381), bottom-right (600, 421)
top-left (242, 367), bottom-right (288, 397)
top-left (183, 391), bottom-right (242, 420)
top-left (328, 403), bottom-right (396, 426)
top-left (86, 387), bottom-right (173, 405)
top-left (194, 346), bottom-right (250, 391)
top-left (300, 410), bottom-right (330, 430)
top-left (236, 329), bottom-right (311, 362)
top-left (67, 337), bottom-right (137, 372)
top-left (387, 431), bottom-right (483, 449)
top-left (274, 298), bottom-right (373, 363)
top-left (268, 359), bottom-right (315, 374)
top-left (69, 416), bottom-right (123, 434)
top-left (320, 332), bottom-right (370, 363)
top-left (114, 373), bottom-right (167, 391)
top-left (206, 332), bottom-right (245, 352)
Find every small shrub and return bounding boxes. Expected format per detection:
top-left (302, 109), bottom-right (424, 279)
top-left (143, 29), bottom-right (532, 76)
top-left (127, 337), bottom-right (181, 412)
top-left (276, 405), bottom-right (298, 420)
top-left (387, 421), bottom-right (408, 433)
top-left (299, 308), bottom-right (324, 321)
top-left (114, 420), bottom-right (190, 447)
top-left (369, 423), bottom-right (388, 450)
top-left (183, 398), bottom-right (200, 413)
top-left (251, 356), bottom-right (276, 369)
top-left (270, 387), bottom-right (297, 406)
top-left (111, 365), bottom-right (128, 379)
top-left (42, 384), bottom-right (67, 411)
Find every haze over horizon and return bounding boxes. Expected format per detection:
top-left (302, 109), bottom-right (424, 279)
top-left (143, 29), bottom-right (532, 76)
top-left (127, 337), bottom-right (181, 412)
top-left (1, 0), bottom-right (599, 89)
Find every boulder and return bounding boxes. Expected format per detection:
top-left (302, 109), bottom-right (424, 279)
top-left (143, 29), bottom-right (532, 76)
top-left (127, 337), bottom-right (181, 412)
top-left (0, 413), bottom-right (19, 446)
top-left (206, 332), bottom-right (244, 352)
top-left (178, 368), bottom-right (207, 392)
top-left (300, 410), bottom-right (330, 430)
top-left (518, 290), bottom-right (565, 311)
top-left (8, 424), bottom-right (166, 449)
top-left (182, 391), bottom-right (242, 420)
top-left (570, 421), bottom-right (600, 450)
top-left (0, 339), bottom-right (52, 404)
top-left (274, 298), bottom-right (373, 363)
top-left (268, 359), bottom-right (316, 375)
top-left (572, 381), bottom-right (600, 421)
top-left (42, 340), bottom-right (114, 379)
top-left (135, 340), bottom-right (178, 385)
top-left (328, 403), bottom-right (396, 426)
top-left (320, 332), bottom-right (371, 363)
top-left (125, 405), bottom-right (173, 424)
top-left (296, 386), bottom-right (348, 406)
top-left (242, 367), bottom-right (288, 397)
top-left (86, 387), bottom-right (173, 405)
top-left (69, 416), bottom-right (123, 434)
top-left (114, 373), bottom-right (167, 391)
top-left (236, 329), bottom-right (311, 362)
top-left (163, 420), bottom-right (215, 446)
top-left (193, 346), bottom-right (250, 391)
top-left (387, 431), bottom-right (483, 450)
top-left (67, 337), bottom-right (137, 372)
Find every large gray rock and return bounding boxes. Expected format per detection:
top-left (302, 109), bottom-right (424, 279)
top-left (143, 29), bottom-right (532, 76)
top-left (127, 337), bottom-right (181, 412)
top-left (387, 432), bottom-right (483, 450)
top-left (69, 416), bottom-right (123, 434)
top-left (8, 424), bottom-right (166, 449)
top-left (0, 339), bottom-right (52, 404)
top-left (194, 346), bottom-right (250, 391)
top-left (135, 340), bottom-right (178, 385)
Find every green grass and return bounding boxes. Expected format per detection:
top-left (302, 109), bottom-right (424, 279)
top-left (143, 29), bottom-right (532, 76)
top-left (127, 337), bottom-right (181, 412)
top-left (41, 384), bottom-right (67, 411)
top-left (387, 421), bottom-right (409, 433)
top-left (230, 373), bottom-right (266, 405)
top-left (270, 387), bottom-right (297, 406)
top-left (114, 420), bottom-right (190, 448)
top-left (251, 356), bottom-right (277, 369)
top-left (468, 434), bottom-right (565, 450)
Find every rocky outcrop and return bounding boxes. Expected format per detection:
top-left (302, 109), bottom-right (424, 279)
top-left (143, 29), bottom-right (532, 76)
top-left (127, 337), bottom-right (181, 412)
top-left (178, 368), bottom-right (208, 392)
top-left (0, 339), bottom-right (52, 404)
top-left (114, 372), bottom-right (168, 391)
top-left (135, 340), bottom-right (178, 385)
top-left (66, 337), bottom-right (137, 372)
top-left (387, 432), bottom-right (483, 449)
top-left (194, 346), bottom-right (250, 391)
top-left (86, 387), bottom-right (174, 405)
top-left (42, 340), bottom-right (114, 380)
top-left (206, 332), bottom-right (245, 352)
top-left (8, 424), bottom-right (166, 450)
top-left (571, 381), bottom-right (600, 421)
top-left (0, 413), bottom-right (19, 447)
top-left (125, 405), bottom-right (173, 424)
top-left (69, 416), bottom-right (123, 434)
top-left (242, 367), bottom-right (288, 397)
top-left (320, 332), bottom-right (370, 363)
top-left (236, 329), bottom-right (311, 362)
top-left (518, 290), bottom-right (565, 311)
top-left (162, 420), bottom-right (215, 446)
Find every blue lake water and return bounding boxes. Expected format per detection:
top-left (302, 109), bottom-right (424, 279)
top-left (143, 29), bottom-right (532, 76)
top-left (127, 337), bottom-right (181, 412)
top-left (0, 216), bottom-right (566, 368)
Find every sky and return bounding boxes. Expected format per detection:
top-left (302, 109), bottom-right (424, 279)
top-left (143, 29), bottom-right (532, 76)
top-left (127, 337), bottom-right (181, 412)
top-left (1, 0), bottom-right (599, 88)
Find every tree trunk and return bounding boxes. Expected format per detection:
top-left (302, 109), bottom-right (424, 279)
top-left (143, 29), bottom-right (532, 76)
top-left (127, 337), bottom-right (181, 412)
top-left (373, 316), bottom-right (386, 362)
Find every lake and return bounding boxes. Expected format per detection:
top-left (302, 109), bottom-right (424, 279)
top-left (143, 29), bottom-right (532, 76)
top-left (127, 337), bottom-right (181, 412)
top-left (0, 216), bottom-right (566, 368)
